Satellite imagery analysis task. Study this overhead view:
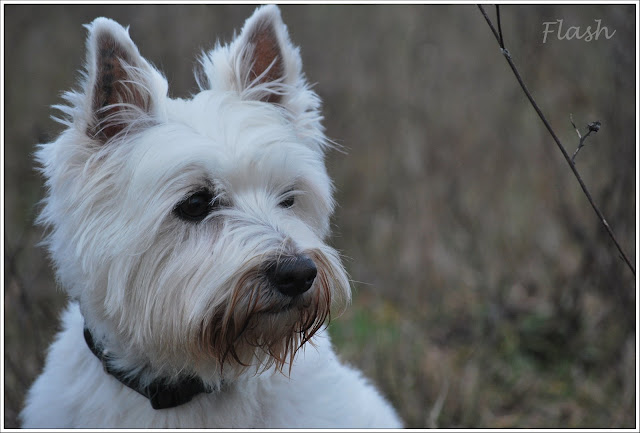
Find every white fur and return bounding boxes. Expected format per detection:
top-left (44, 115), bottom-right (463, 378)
top-left (23, 303), bottom-right (401, 428)
top-left (21, 5), bottom-right (402, 428)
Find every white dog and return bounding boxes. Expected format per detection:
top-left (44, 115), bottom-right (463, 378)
top-left (21, 5), bottom-right (403, 428)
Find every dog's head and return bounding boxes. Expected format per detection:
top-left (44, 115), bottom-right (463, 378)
top-left (37, 5), bottom-right (350, 382)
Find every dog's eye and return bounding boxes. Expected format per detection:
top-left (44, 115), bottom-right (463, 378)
top-left (279, 196), bottom-right (295, 208)
top-left (175, 190), bottom-right (215, 222)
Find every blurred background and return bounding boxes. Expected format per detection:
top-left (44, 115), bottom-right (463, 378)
top-left (3, 4), bottom-right (636, 428)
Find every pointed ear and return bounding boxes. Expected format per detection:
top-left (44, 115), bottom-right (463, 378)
top-left (82, 18), bottom-right (166, 142)
top-left (200, 5), bottom-right (304, 105)
top-left (241, 8), bottom-right (285, 103)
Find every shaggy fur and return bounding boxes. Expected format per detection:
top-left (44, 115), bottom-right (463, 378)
top-left (21, 5), bottom-right (403, 428)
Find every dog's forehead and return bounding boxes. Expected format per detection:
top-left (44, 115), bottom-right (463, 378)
top-left (128, 94), bottom-right (314, 191)
top-left (166, 93), bottom-right (298, 151)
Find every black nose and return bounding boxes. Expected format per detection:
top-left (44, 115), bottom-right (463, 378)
top-left (266, 254), bottom-right (317, 297)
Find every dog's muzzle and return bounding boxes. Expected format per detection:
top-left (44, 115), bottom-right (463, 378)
top-left (265, 254), bottom-right (317, 297)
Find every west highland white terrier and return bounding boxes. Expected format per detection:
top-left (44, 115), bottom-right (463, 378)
top-left (21, 5), bottom-right (402, 428)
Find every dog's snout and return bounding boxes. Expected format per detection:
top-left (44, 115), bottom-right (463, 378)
top-left (266, 254), bottom-right (317, 297)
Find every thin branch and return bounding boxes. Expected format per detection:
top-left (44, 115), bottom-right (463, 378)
top-left (570, 114), bottom-right (601, 163)
top-left (569, 113), bottom-right (583, 140)
top-left (477, 4), bottom-right (635, 276)
top-left (496, 4), bottom-right (505, 49)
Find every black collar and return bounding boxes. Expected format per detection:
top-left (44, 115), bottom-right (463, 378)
top-left (83, 327), bottom-right (211, 410)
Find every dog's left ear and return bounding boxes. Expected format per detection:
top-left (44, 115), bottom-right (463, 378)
top-left (200, 5), bottom-right (306, 106)
top-left (79, 18), bottom-right (168, 143)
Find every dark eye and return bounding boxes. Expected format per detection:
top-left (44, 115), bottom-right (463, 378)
top-left (279, 195), bottom-right (295, 209)
top-left (175, 190), bottom-right (214, 222)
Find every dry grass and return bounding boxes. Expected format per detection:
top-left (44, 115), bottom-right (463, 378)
top-left (3, 4), bottom-right (636, 428)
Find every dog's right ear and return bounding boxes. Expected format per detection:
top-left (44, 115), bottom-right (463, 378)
top-left (77, 18), bottom-right (167, 143)
top-left (198, 6), bottom-right (306, 106)
top-left (197, 6), bottom-right (328, 153)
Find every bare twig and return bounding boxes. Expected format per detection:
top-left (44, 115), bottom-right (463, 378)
top-left (477, 4), bottom-right (635, 276)
top-left (569, 114), bottom-right (581, 139)
top-left (570, 114), bottom-right (601, 163)
top-left (496, 4), bottom-right (505, 49)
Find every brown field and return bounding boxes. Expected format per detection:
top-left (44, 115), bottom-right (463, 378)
top-left (3, 4), bottom-right (636, 428)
